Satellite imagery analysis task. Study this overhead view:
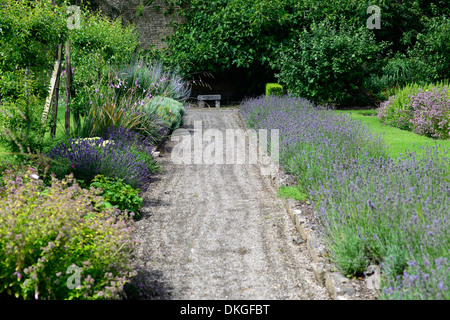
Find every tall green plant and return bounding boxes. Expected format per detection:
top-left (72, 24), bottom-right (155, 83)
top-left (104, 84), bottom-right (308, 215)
top-left (0, 0), bottom-right (68, 101)
top-left (76, 72), bottom-right (165, 141)
top-left (67, 5), bottom-right (139, 120)
top-left (274, 19), bottom-right (387, 106)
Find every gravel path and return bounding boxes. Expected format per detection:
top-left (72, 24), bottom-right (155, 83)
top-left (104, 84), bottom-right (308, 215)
top-left (133, 107), bottom-right (331, 300)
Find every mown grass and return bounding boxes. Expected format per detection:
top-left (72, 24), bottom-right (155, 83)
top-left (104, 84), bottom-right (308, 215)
top-left (277, 185), bottom-right (308, 202)
top-left (1, 103), bottom-right (82, 165)
top-left (336, 109), bottom-right (450, 159)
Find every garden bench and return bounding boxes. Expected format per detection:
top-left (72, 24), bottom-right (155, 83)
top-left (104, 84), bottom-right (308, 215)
top-left (198, 94), bottom-right (221, 108)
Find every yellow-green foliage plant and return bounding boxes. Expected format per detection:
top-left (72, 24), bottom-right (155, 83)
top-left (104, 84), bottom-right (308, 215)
top-left (0, 167), bottom-right (137, 300)
top-left (265, 83), bottom-right (283, 97)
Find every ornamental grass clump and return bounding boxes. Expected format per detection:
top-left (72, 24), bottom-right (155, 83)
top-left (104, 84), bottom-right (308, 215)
top-left (77, 72), bottom-right (166, 143)
top-left (240, 95), bottom-right (449, 300)
top-left (0, 167), bottom-right (137, 300)
top-left (117, 59), bottom-right (191, 102)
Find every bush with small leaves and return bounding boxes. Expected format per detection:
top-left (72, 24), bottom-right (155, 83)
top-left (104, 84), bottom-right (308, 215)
top-left (142, 96), bottom-right (185, 132)
top-left (0, 167), bottom-right (137, 300)
top-left (90, 175), bottom-right (143, 220)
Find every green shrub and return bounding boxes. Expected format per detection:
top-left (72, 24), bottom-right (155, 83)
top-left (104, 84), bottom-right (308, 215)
top-left (363, 53), bottom-right (432, 100)
top-left (265, 83), bottom-right (283, 97)
top-left (0, 0), bottom-right (68, 101)
top-left (0, 167), bottom-right (137, 300)
top-left (90, 175), bottom-right (143, 219)
top-left (274, 20), bottom-right (386, 106)
top-left (409, 15), bottom-right (450, 82)
top-left (142, 96), bottom-right (185, 132)
top-left (0, 96), bottom-right (50, 154)
top-left (69, 8), bottom-right (139, 119)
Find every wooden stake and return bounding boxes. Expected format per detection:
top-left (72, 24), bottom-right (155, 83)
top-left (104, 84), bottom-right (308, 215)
top-left (65, 40), bottom-right (72, 136)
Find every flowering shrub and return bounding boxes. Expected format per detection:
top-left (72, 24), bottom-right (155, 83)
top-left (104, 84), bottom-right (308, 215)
top-left (409, 87), bottom-right (450, 139)
top-left (102, 125), bottom-right (154, 155)
top-left (377, 82), bottom-right (450, 139)
top-left (117, 59), bottom-right (191, 102)
top-left (241, 96), bottom-right (450, 300)
top-left (102, 125), bottom-right (159, 175)
top-left (377, 93), bottom-right (414, 131)
top-left (0, 167), bottom-right (137, 300)
top-left (47, 136), bottom-right (155, 188)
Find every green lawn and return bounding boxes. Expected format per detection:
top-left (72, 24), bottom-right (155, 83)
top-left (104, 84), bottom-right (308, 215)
top-left (1, 103), bottom-right (80, 160)
top-left (42, 102), bottom-right (82, 141)
top-left (336, 109), bottom-right (450, 159)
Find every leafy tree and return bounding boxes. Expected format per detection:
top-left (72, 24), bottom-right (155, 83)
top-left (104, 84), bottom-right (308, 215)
top-left (0, 0), bottom-right (68, 101)
top-left (159, 0), bottom-right (449, 102)
top-left (274, 19), bottom-right (387, 106)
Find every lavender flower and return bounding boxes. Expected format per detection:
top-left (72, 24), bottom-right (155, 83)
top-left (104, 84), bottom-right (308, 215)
top-left (241, 95), bottom-right (450, 300)
top-left (48, 136), bottom-right (154, 188)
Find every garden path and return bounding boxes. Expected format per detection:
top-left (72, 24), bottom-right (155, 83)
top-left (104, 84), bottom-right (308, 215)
top-left (133, 107), bottom-right (330, 300)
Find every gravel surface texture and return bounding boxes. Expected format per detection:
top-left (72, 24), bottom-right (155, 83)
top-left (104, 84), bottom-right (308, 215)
top-left (133, 107), bottom-right (331, 300)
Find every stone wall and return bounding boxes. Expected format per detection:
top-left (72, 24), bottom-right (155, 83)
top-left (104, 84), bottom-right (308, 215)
top-left (91, 0), bottom-right (262, 103)
top-left (92, 0), bottom-right (181, 50)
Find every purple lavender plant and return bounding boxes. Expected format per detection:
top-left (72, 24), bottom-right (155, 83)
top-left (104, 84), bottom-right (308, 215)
top-left (240, 95), bottom-right (450, 300)
top-left (48, 137), bottom-right (153, 188)
top-left (103, 125), bottom-right (155, 155)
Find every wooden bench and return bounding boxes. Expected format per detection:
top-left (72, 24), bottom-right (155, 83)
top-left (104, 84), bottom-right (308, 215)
top-left (198, 94), bottom-right (221, 108)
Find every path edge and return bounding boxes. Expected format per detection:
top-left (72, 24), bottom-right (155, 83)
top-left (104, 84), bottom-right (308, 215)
top-left (236, 110), bottom-right (378, 300)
